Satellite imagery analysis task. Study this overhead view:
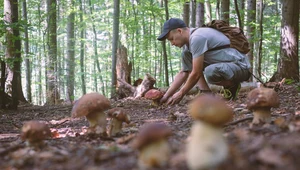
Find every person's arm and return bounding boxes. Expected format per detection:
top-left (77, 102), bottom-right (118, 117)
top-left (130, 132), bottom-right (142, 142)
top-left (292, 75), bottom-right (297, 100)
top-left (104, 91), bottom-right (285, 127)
top-left (160, 70), bottom-right (189, 103)
top-left (167, 54), bottom-right (210, 105)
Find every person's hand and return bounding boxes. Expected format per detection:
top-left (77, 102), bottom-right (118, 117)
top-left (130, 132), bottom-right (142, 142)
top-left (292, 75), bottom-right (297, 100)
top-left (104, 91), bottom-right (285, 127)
top-left (166, 91), bottom-right (184, 105)
top-left (159, 95), bottom-right (169, 104)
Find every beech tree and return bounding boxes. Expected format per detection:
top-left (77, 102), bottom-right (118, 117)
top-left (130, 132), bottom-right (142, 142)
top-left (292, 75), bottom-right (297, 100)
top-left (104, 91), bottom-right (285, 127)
top-left (277, 0), bottom-right (299, 81)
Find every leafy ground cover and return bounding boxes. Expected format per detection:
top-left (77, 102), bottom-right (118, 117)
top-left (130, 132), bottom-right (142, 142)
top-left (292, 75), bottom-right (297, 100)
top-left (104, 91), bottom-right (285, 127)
top-left (0, 84), bottom-right (299, 170)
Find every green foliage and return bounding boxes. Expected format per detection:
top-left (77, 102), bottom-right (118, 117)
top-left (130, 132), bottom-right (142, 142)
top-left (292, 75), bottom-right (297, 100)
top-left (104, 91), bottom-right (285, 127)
top-left (5, 0), bottom-right (287, 105)
top-left (285, 79), bottom-right (295, 85)
top-left (296, 84), bottom-right (300, 92)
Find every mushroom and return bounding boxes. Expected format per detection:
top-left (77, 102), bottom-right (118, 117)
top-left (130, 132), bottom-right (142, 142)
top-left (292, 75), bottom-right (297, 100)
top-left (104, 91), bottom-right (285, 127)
top-left (21, 120), bottom-right (52, 147)
top-left (144, 89), bottom-right (164, 106)
top-left (132, 123), bottom-right (172, 169)
top-left (106, 108), bottom-right (130, 137)
top-left (246, 87), bottom-right (280, 124)
top-left (187, 94), bottom-right (233, 170)
top-left (71, 92), bottom-right (111, 135)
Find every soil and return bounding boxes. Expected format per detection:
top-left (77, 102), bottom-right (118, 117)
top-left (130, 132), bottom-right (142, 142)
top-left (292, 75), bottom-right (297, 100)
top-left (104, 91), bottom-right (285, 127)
top-left (0, 84), bottom-right (300, 170)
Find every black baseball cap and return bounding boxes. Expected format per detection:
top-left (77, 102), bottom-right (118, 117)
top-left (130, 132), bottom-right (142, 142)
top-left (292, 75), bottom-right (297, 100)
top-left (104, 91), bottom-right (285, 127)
top-left (157, 18), bottom-right (187, 41)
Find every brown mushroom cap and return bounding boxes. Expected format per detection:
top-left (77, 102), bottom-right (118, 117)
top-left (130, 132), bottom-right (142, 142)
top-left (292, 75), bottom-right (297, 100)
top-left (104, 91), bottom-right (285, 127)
top-left (246, 87), bottom-right (279, 110)
top-left (144, 89), bottom-right (164, 100)
top-left (107, 108), bottom-right (130, 124)
top-left (21, 121), bottom-right (52, 142)
top-left (133, 123), bottom-right (172, 150)
top-left (71, 92), bottom-right (111, 118)
top-left (188, 94), bottom-right (233, 126)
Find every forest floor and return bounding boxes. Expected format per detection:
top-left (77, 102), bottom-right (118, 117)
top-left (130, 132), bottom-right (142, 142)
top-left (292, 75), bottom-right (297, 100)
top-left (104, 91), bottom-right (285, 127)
top-left (0, 83), bottom-right (300, 170)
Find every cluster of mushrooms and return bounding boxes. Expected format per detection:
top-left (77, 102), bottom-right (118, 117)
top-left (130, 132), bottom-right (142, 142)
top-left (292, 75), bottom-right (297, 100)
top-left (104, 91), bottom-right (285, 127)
top-left (20, 85), bottom-right (280, 169)
top-left (71, 92), bottom-right (131, 136)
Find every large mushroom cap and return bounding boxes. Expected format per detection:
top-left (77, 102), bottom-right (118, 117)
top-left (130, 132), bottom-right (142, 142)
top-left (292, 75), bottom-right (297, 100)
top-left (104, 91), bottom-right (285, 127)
top-left (188, 94), bottom-right (233, 126)
top-left (107, 108), bottom-right (130, 124)
top-left (21, 121), bottom-right (52, 142)
top-left (246, 87), bottom-right (279, 110)
top-left (144, 89), bottom-right (164, 100)
top-left (71, 92), bottom-right (111, 118)
top-left (133, 123), bottom-right (172, 150)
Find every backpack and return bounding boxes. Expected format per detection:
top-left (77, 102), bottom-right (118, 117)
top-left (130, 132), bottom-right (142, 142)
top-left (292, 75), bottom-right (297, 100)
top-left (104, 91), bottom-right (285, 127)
top-left (202, 20), bottom-right (250, 54)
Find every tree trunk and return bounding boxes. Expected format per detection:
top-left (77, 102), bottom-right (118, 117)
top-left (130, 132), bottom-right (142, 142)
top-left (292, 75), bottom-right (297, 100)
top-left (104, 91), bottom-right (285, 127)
top-left (111, 0), bottom-right (120, 97)
top-left (89, 0), bottom-right (105, 95)
top-left (80, 0), bottom-right (86, 95)
top-left (257, 0), bottom-right (264, 78)
top-left (238, 0), bottom-right (245, 24)
top-left (221, 0), bottom-right (230, 23)
top-left (234, 0), bottom-right (242, 28)
top-left (278, 0), bottom-right (299, 81)
top-left (22, 0), bottom-right (31, 103)
top-left (161, 0), bottom-right (169, 87)
top-left (46, 0), bottom-right (59, 105)
top-left (66, 0), bottom-right (75, 103)
top-left (4, 0), bottom-right (26, 109)
top-left (183, 2), bottom-right (190, 26)
top-left (116, 45), bottom-right (131, 85)
top-left (205, 0), bottom-right (212, 22)
top-left (190, 0), bottom-right (196, 27)
top-left (116, 74), bottom-right (156, 99)
top-left (246, 0), bottom-right (256, 81)
top-left (216, 0), bottom-right (220, 20)
top-left (0, 59), bottom-right (6, 108)
top-left (196, 2), bottom-right (205, 27)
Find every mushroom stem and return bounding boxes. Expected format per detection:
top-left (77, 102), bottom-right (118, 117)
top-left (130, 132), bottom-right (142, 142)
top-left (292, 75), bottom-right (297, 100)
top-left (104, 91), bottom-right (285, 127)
top-left (108, 118), bottom-right (123, 137)
top-left (187, 121), bottom-right (228, 170)
top-left (138, 139), bottom-right (171, 169)
top-left (252, 107), bottom-right (271, 124)
top-left (86, 111), bottom-right (107, 134)
top-left (151, 99), bottom-right (160, 106)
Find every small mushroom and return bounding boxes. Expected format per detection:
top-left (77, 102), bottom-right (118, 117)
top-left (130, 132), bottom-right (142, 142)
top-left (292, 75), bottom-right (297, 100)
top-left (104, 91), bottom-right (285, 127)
top-left (187, 94), bottom-right (233, 170)
top-left (246, 87), bottom-right (280, 124)
top-left (21, 120), bottom-right (52, 147)
top-left (106, 108), bottom-right (130, 137)
top-left (144, 89), bottom-right (164, 106)
top-left (132, 123), bottom-right (172, 169)
top-left (71, 92), bottom-right (111, 135)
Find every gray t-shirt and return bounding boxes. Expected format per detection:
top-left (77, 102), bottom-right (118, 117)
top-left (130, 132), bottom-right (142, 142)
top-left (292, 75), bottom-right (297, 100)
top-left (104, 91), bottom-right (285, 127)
top-left (182, 27), bottom-right (251, 71)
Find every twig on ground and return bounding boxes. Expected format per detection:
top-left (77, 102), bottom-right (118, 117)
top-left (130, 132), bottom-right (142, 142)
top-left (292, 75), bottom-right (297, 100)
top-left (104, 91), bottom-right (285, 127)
top-left (224, 117), bottom-right (253, 127)
top-left (50, 119), bottom-right (69, 128)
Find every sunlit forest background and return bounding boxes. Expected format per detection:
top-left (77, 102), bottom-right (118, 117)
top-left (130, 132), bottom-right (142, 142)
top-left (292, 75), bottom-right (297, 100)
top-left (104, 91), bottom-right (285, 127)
top-left (0, 0), bottom-right (299, 106)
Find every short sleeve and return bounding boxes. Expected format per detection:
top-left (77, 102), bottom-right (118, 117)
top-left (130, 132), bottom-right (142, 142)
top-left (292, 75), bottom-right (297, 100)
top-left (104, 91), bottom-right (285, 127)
top-left (181, 47), bottom-right (192, 72)
top-left (190, 35), bottom-right (209, 58)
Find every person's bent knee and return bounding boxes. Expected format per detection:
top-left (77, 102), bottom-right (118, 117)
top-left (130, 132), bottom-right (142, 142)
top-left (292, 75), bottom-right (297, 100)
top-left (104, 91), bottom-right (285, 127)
top-left (204, 65), bottom-right (222, 84)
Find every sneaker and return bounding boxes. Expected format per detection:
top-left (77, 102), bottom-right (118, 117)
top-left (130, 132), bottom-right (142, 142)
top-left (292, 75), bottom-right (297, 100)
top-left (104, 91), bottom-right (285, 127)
top-left (222, 83), bottom-right (241, 100)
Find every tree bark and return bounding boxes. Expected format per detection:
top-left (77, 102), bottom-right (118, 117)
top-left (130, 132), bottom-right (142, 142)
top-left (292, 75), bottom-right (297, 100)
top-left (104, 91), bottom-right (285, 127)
top-left (111, 0), bottom-right (120, 97)
top-left (205, 0), bottom-right (212, 22)
top-left (117, 45), bottom-right (131, 85)
top-left (257, 0), bottom-right (264, 78)
top-left (116, 74), bottom-right (156, 99)
top-left (183, 2), bottom-right (190, 26)
top-left (66, 0), bottom-right (75, 103)
top-left (221, 0), bottom-right (230, 23)
top-left (190, 0), bottom-right (196, 27)
top-left (22, 0), bottom-right (31, 103)
top-left (196, 2), bottom-right (205, 27)
top-left (278, 0), bottom-right (299, 81)
top-left (161, 0), bottom-right (169, 87)
top-left (234, 0), bottom-right (242, 28)
top-left (4, 0), bottom-right (26, 109)
top-left (80, 0), bottom-right (86, 95)
top-left (246, 0), bottom-right (256, 81)
top-left (0, 59), bottom-right (6, 108)
top-left (46, 0), bottom-right (59, 105)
